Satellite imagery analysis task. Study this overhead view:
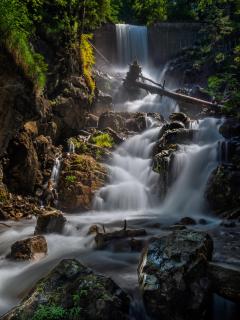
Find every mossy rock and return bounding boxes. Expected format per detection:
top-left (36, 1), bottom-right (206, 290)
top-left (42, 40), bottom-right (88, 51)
top-left (3, 259), bottom-right (130, 320)
top-left (58, 155), bottom-right (107, 212)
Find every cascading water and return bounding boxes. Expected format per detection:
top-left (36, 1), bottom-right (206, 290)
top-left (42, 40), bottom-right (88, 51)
top-left (116, 24), bottom-right (149, 68)
top-left (160, 118), bottom-right (223, 220)
top-left (0, 24), bottom-right (238, 320)
top-left (94, 119), bottom-right (160, 211)
top-left (50, 155), bottom-right (61, 186)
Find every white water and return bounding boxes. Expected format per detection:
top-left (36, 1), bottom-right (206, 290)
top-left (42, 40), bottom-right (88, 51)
top-left (94, 120), bottom-right (160, 211)
top-left (50, 155), bottom-right (61, 185)
top-left (116, 24), bottom-right (149, 68)
top-left (160, 117), bottom-right (223, 220)
top-left (0, 24), bottom-right (235, 319)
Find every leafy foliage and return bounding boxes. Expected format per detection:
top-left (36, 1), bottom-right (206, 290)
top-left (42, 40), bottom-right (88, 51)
top-left (32, 305), bottom-right (66, 320)
top-left (89, 133), bottom-right (114, 148)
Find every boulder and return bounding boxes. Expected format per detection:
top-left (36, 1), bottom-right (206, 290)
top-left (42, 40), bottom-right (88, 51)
top-left (85, 113), bottom-right (99, 128)
top-left (5, 131), bottom-right (42, 194)
top-left (34, 210), bottom-right (66, 234)
top-left (179, 217), bottom-right (197, 225)
top-left (205, 164), bottom-right (240, 215)
top-left (169, 112), bottom-right (190, 128)
top-left (58, 154), bottom-right (107, 212)
top-left (8, 236), bottom-right (47, 261)
top-left (3, 259), bottom-right (130, 320)
top-left (219, 118), bottom-right (240, 139)
top-left (98, 112), bottom-right (125, 132)
top-left (138, 230), bottom-right (213, 320)
top-left (208, 262), bottom-right (240, 302)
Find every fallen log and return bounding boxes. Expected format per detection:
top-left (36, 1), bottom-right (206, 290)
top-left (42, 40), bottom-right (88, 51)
top-left (95, 228), bottom-right (147, 249)
top-left (134, 80), bottom-right (224, 109)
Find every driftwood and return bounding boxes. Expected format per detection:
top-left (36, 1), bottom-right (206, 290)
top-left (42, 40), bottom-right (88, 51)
top-left (0, 222), bottom-right (11, 228)
top-left (95, 226), bottom-right (146, 249)
top-left (133, 80), bottom-right (224, 109)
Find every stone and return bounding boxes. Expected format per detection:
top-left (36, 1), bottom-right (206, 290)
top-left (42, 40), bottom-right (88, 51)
top-left (138, 230), bottom-right (213, 320)
top-left (98, 111), bottom-right (125, 132)
top-left (34, 210), bottom-right (66, 234)
top-left (3, 259), bottom-right (130, 320)
top-left (205, 164), bottom-right (240, 215)
top-left (219, 118), bottom-right (240, 139)
top-left (6, 131), bottom-right (42, 194)
top-left (58, 154), bottom-right (107, 212)
top-left (85, 113), bottom-right (99, 128)
top-left (8, 236), bottom-right (47, 261)
top-left (179, 217), bottom-right (197, 225)
top-left (169, 112), bottom-right (190, 127)
top-left (208, 262), bottom-right (240, 302)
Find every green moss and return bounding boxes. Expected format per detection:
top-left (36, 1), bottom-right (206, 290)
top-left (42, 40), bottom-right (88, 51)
top-left (89, 133), bottom-right (113, 148)
top-left (65, 175), bottom-right (77, 184)
top-left (32, 305), bottom-right (66, 320)
top-left (79, 34), bottom-right (96, 100)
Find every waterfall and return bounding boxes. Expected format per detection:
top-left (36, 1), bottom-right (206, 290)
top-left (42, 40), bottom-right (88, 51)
top-left (68, 140), bottom-right (75, 154)
top-left (116, 24), bottom-right (149, 67)
top-left (94, 119), bottom-right (160, 211)
top-left (51, 155), bottom-right (61, 186)
top-left (160, 117), bottom-right (223, 218)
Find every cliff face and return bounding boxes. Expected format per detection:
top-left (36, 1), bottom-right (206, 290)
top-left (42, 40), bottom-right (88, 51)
top-left (0, 49), bottom-right (45, 157)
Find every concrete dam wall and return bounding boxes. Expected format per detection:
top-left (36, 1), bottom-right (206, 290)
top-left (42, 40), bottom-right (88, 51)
top-left (94, 23), bottom-right (202, 67)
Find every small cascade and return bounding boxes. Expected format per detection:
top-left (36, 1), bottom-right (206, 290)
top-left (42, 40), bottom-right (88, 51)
top-left (51, 154), bottom-right (62, 186)
top-left (68, 140), bottom-right (75, 154)
top-left (160, 118), bottom-right (223, 218)
top-left (218, 140), bottom-right (230, 163)
top-left (94, 119), bottom-right (160, 211)
top-left (116, 24), bottom-right (149, 68)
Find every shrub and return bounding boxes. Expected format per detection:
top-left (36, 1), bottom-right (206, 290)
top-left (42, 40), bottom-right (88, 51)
top-left (32, 305), bottom-right (66, 320)
top-left (89, 133), bottom-right (113, 148)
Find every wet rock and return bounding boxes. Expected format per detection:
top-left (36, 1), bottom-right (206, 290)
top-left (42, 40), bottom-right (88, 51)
top-left (98, 111), bottom-right (147, 133)
top-left (208, 262), bottom-right (240, 302)
top-left (138, 230), bottom-right (213, 320)
top-left (169, 112), bottom-right (190, 128)
top-left (199, 218), bottom-right (208, 225)
top-left (34, 210), bottom-right (66, 234)
top-left (58, 154), bottom-right (107, 212)
top-left (98, 112), bottom-right (125, 132)
top-left (87, 224), bottom-right (100, 235)
top-left (179, 217), bottom-right (197, 225)
top-left (3, 259), bottom-right (130, 320)
top-left (162, 128), bottom-right (197, 146)
top-left (8, 236), bottom-right (47, 261)
top-left (220, 220), bottom-right (236, 228)
top-left (125, 114), bottom-right (146, 132)
top-left (85, 113), bottom-right (99, 128)
top-left (93, 90), bottom-right (113, 115)
top-left (167, 224), bottom-right (187, 231)
top-left (205, 164), bottom-right (240, 216)
top-left (219, 118), bottom-right (240, 139)
top-left (103, 127), bottom-right (125, 145)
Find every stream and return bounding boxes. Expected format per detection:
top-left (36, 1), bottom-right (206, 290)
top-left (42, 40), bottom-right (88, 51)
top-left (0, 24), bottom-right (239, 319)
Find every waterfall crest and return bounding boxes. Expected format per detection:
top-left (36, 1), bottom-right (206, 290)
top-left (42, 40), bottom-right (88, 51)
top-left (116, 24), bottom-right (149, 67)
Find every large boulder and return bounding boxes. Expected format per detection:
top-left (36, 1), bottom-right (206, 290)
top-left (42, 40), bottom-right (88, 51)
top-left (205, 164), bottom-right (240, 215)
top-left (58, 154), bottom-right (107, 211)
top-left (98, 112), bottom-right (125, 132)
top-left (5, 131), bottom-right (42, 194)
top-left (3, 259), bottom-right (130, 320)
top-left (138, 230), bottom-right (213, 320)
top-left (208, 262), bottom-right (240, 303)
top-left (34, 210), bottom-right (66, 234)
top-left (98, 112), bottom-right (148, 134)
top-left (219, 118), bottom-right (240, 139)
top-left (8, 236), bottom-right (47, 261)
